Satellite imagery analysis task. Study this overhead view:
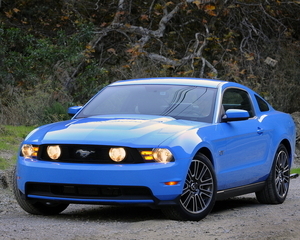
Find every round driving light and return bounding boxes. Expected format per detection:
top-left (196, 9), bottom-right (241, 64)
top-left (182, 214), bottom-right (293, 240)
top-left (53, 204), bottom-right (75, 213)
top-left (153, 148), bottom-right (173, 163)
top-left (47, 145), bottom-right (61, 160)
top-left (109, 147), bottom-right (126, 162)
top-left (22, 144), bottom-right (34, 158)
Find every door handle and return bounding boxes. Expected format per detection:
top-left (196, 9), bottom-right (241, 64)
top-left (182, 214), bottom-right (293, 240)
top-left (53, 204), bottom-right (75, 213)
top-left (257, 127), bottom-right (264, 135)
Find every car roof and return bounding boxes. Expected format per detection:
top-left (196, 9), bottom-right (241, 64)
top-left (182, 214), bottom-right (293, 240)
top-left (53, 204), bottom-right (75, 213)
top-left (109, 77), bottom-right (227, 89)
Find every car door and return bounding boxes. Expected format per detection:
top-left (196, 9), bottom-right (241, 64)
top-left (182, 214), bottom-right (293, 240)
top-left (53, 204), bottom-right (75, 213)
top-left (216, 88), bottom-right (271, 190)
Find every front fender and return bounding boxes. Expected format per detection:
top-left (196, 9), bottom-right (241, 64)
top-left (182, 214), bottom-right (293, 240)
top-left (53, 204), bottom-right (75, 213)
top-left (160, 126), bottom-right (218, 167)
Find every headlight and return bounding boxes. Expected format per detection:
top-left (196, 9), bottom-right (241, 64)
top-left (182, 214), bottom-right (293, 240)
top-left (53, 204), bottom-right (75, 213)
top-left (109, 147), bottom-right (126, 162)
top-left (141, 148), bottom-right (173, 163)
top-left (21, 144), bottom-right (39, 158)
top-left (153, 148), bottom-right (173, 163)
top-left (47, 145), bottom-right (61, 160)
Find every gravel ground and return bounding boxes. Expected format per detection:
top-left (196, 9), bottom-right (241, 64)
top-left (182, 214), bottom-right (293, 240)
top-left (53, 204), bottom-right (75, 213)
top-left (0, 170), bottom-right (300, 240)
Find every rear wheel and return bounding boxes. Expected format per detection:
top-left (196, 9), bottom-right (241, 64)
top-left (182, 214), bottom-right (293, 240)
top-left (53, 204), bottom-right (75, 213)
top-left (162, 153), bottom-right (216, 221)
top-left (13, 167), bottom-right (69, 215)
top-left (256, 144), bottom-right (290, 204)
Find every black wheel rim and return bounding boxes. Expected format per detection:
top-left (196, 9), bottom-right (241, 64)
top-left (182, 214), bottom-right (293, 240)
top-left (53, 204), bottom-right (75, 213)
top-left (275, 149), bottom-right (289, 198)
top-left (180, 159), bottom-right (214, 214)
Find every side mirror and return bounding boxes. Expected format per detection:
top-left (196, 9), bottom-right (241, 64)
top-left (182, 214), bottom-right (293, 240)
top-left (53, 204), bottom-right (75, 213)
top-left (68, 106), bottom-right (82, 117)
top-left (222, 109), bottom-right (250, 122)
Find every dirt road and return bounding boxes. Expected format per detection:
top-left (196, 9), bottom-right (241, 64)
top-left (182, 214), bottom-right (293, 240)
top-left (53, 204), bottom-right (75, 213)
top-left (0, 172), bottom-right (299, 240)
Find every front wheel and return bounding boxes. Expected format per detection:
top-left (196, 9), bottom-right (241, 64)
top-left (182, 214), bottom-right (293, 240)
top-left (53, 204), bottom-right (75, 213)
top-left (162, 153), bottom-right (217, 221)
top-left (256, 144), bottom-right (290, 204)
top-left (13, 167), bottom-right (69, 215)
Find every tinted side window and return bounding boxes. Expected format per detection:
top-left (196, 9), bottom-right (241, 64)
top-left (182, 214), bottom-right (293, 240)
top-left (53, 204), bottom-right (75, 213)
top-left (222, 88), bottom-right (254, 117)
top-left (255, 95), bottom-right (269, 112)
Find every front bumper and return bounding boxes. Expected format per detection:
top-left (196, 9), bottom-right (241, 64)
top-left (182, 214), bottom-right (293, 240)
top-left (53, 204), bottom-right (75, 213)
top-left (16, 157), bottom-right (189, 206)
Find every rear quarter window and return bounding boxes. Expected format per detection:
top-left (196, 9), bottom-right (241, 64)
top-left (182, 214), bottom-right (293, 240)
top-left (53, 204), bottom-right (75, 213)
top-left (255, 95), bottom-right (269, 112)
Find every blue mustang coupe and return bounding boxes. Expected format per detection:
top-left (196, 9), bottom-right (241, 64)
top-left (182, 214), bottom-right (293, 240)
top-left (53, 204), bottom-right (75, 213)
top-left (14, 78), bottom-right (296, 221)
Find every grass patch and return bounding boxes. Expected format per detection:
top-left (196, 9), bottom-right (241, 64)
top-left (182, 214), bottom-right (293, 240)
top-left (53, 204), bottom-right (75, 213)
top-left (0, 125), bottom-right (35, 170)
top-left (291, 168), bottom-right (300, 175)
top-left (0, 157), bottom-right (10, 170)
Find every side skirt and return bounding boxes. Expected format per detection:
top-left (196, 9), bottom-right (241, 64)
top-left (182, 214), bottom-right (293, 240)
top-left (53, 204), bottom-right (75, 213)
top-left (216, 181), bottom-right (266, 201)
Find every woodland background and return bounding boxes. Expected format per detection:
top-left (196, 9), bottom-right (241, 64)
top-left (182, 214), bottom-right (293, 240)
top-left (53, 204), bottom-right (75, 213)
top-left (1, 0), bottom-right (300, 126)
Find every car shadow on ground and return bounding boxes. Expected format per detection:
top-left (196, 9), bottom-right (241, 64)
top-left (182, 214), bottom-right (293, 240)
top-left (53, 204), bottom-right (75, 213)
top-left (212, 195), bottom-right (260, 214)
top-left (59, 205), bottom-right (166, 222)
top-left (50, 195), bottom-right (260, 222)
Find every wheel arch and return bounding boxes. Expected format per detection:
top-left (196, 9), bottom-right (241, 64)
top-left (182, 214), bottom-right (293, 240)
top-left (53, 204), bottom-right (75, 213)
top-left (196, 147), bottom-right (214, 166)
top-left (280, 139), bottom-right (293, 166)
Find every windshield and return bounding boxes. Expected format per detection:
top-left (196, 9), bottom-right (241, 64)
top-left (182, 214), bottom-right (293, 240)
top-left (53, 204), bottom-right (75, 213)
top-left (75, 84), bottom-right (217, 122)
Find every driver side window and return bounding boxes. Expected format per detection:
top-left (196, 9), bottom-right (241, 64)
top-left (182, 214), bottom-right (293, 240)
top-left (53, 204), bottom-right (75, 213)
top-left (222, 88), bottom-right (254, 117)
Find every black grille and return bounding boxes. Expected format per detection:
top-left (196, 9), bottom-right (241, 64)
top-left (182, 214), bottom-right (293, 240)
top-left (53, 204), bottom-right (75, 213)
top-left (39, 144), bottom-right (145, 164)
top-left (26, 183), bottom-right (153, 200)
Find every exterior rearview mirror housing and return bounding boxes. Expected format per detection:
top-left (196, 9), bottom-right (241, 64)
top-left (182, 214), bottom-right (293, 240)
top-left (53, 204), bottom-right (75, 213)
top-left (222, 109), bottom-right (250, 122)
top-left (68, 106), bottom-right (82, 117)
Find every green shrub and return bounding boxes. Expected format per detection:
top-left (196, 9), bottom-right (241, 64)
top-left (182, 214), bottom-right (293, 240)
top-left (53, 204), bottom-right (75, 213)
top-left (0, 23), bottom-right (108, 126)
top-left (0, 125), bottom-right (35, 170)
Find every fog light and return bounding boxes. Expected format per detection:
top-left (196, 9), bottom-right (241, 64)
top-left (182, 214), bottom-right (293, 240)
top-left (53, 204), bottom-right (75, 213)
top-left (109, 147), bottom-right (126, 162)
top-left (47, 145), bottom-right (61, 160)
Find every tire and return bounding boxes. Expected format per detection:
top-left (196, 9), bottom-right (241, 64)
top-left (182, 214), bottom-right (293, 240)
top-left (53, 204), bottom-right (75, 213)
top-left (255, 144), bottom-right (290, 204)
top-left (162, 153), bottom-right (217, 221)
top-left (13, 166), bottom-right (69, 215)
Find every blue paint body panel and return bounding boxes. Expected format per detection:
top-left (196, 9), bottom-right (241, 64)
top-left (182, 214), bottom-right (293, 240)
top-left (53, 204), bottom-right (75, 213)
top-left (15, 78), bottom-right (296, 206)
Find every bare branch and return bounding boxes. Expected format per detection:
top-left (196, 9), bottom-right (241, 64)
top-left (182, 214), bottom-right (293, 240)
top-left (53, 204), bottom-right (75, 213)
top-left (153, 2), bottom-right (184, 38)
top-left (146, 24), bottom-right (217, 78)
top-left (111, 0), bottom-right (126, 25)
top-left (258, 4), bottom-right (287, 34)
top-left (147, 53), bottom-right (180, 66)
top-left (148, 0), bottom-right (156, 18)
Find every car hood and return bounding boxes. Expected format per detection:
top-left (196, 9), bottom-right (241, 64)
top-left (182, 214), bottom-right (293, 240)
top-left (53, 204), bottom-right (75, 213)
top-left (26, 115), bottom-right (209, 147)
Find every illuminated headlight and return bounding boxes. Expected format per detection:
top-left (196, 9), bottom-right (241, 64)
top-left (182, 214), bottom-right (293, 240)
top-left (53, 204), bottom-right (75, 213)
top-left (141, 148), bottom-right (173, 163)
top-left (109, 147), bottom-right (126, 162)
top-left (47, 145), bottom-right (61, 160)
top-left (21, 144), bottom-right (39, 158)
top-left (153, 148), bottom-right (173, 163)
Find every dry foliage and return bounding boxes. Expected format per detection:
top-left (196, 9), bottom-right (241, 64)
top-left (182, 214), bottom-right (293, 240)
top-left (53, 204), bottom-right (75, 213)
top-left (1, 0), bottom-right (300, 125)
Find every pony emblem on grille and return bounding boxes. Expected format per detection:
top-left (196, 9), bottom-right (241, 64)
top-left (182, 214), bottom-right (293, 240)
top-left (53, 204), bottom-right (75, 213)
top-left (76, 149), bottom-right (95, 158)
